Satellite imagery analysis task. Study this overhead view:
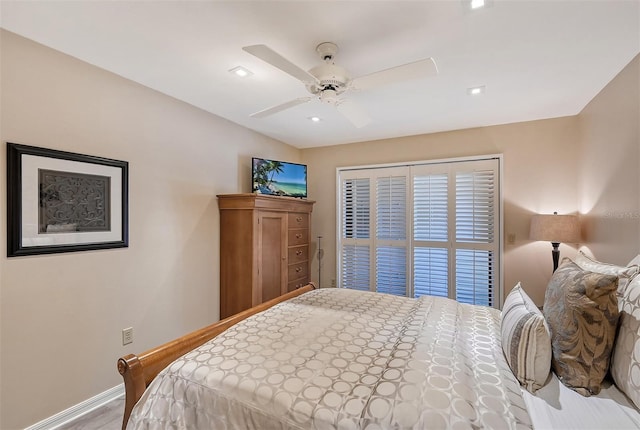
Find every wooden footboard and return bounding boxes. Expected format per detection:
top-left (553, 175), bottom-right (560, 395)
top-left (117, 283), bottom-right (316, 430)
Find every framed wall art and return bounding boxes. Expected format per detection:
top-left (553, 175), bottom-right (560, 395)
top-left (7, 142), bottom-right (129, 257)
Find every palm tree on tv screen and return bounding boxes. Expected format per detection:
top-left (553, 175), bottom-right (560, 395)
top-left (266, 161), bottom-right (284, 186)
top-left (254, 160), bottom-right (285, 193)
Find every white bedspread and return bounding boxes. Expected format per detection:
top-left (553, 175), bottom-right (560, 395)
top-left (127, 288), bottom-right (531, 429)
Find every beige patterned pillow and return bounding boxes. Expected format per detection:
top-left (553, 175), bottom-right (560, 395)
top-left (611, 275), bottom-right (640, 409)
top-left (543, 259), bottom-right (619, 396)
top-left (573, 251), bottom-right (639, 299)
top-left (501, 283), bottom-right (551, 392)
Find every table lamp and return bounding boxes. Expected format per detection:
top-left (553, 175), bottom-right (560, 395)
top-left (530, 212), bottom-right (580, 272)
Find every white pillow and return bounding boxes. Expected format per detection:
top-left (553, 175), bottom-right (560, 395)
top-left (501, 283), bottom-right (552, 393)
top-left (611, 275), bottom-right (640, 409)
top-left (573, 251), bottom-right (639, 298)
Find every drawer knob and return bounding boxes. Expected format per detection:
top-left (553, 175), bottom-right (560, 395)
top-left (296, 267), bottom-right (302, 273)
top-left (296, 216), bottom-right (303, 222)
top-left (296, 250), bottom-right (303, 256)
top-left (295, 233), bottom-right (302, 239)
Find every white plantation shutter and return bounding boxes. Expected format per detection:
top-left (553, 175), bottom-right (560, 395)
top-left (338, 157), bottom-right (500, 308)
top-left (413, 172), bottom-right (449, 299)
top-left (341, 245), bottom-right (370, 292)
top-left (376, 247), bottom-right (407, 295)
top-left (456, 249), bottom-right (493, 306)
top-left (455, 164), bottom-right (498, 306)
top-left (413, 174), bottom-right (448, 242)
top-left (342, 178), bottom-right (370, 240)
top-left (375, 175), bottom-right (407, 296)
top-left (376, 176), bottom-right (406, 241)
top-left (456, 170), bottom-right (495, 243)
top-left (341, 177), bottom-right (371, 292)
top-left (413, 247), bottom-right (448, 298)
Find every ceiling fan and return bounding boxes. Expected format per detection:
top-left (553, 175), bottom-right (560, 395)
top-left (242, 42), bottom-right (438, 128)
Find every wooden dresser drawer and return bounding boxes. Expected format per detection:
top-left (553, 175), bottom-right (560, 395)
top-left (288, 246), bottom-right (308, 264)
top-left (287, 278), bottom-right (309, 292)
top-left (288, 229), bottom-right (308, 246)
top-left (288, 213), bottom-right (309, 229)
top-left (288, 262), bottom-right (309, 280)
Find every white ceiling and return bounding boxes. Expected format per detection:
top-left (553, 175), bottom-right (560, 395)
top-left (1, 1), bottom-right (638, 148)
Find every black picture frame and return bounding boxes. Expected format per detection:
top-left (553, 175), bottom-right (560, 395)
top-left (7, 142), bottom-right (129, 257)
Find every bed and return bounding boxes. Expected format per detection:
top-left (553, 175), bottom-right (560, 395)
top-left (118, 253), bottom-right (640, 429)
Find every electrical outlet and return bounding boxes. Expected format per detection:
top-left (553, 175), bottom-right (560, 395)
top-left (331, 279), bottom-right (336, 288)
top-left (122, 327), bottom-right (133, 345)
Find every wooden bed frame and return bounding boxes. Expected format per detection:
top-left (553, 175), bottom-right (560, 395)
top-left (117, 283), bottom-right (316, 430)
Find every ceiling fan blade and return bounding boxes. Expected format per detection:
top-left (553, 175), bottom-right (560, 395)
top-left (250, 97), bottom-right (312, 118)
top-left (243, 45), bottom-right (318, 85)
top-left (335, 99), bottom-right (372, 128)
top-left (351, 57), bottom-right (438, 90)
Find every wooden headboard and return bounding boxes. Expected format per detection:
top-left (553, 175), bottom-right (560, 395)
top-left (117, 283), bottom-right (316, 430)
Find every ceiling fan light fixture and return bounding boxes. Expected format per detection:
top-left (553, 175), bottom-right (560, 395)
top-left (308, 116), bottom-right (322, 123)
top-left (229, 66), bottom-right (253, 78)
top-left (319, 89), bottom-right (339, 104)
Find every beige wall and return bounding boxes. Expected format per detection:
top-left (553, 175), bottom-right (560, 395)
top-left (0, 30), bottom-right (301, 429)
top-left (302, 117), bottom-right (581, 305)
top-left (578, 54), bottom-right (640, 264)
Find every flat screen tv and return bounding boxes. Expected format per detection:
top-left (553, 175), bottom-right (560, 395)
top-left (252, 157), bottom-right (307, 199)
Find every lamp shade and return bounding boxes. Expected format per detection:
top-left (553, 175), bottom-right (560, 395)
top-left (530, 213), bottom-right (580, 243)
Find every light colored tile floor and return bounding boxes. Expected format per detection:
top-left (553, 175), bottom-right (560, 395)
top-left (57, 395), bottom-right (124, 430)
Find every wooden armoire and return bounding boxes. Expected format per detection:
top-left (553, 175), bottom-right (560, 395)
top-left (217, 193), bottom-right (315, 318)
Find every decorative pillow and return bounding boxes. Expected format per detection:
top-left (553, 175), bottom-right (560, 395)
top-left (610, 275), bottom-right (640, 409)
top-left (543, 259), bottom-right (619, 396)
top-left (501, 283), bottom-right (552, 392)
top-left (573, 251), bottom-right (639, 299)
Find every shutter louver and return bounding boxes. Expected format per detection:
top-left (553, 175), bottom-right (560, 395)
top-left (341, 177), bottom-right (372, 291)
top-left (376, 246), bottom-right (406, 296)
top-left (413, 174), bottom-right (448, 242)
top-left (413, 173), bottom-right (449, 299)
top-left (375, 175), bottom-right (407, 295)
top-left (456, 170), bottom-right (495, 243)
top-left (342, 178), bottom-right (370, 239)
top-left (456, 249), bottom-right (494, 306)
top-left (376, 176), bottom-right (406, 240)
top-left (414, 247), bottom-right (448, 298)
top-left (341, 245), bottom-right (370, 291)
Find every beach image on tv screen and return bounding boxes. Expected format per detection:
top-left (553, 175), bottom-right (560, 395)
top-left (252, 159), bottom-right (307, 198)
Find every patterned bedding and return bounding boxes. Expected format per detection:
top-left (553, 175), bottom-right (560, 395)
top-left (127, 288), bottom-right (532, 429)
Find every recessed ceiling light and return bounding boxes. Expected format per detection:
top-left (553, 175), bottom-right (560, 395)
top-left (229, 66), bottom-right (253, 78)
top-left (308, 116), bottom-right (322, 123)
top-left (462, 0), bottom-right (491, 11)
top-left (467, 85), bottom-right (486, 95)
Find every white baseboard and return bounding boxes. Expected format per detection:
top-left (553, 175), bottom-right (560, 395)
top-left (25, 384), bottom-right (124, 430)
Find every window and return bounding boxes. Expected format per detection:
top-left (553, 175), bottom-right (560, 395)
top-left (338, 157), bottom-right (501, 307)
